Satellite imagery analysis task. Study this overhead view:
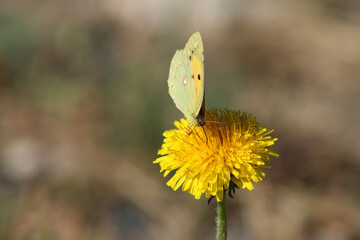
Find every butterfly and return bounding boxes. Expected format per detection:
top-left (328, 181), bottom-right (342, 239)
top-left (168, 31), bottom-right (205, 128)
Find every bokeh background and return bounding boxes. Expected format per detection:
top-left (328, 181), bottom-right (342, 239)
top-left (1, 1), bottom-right (360, 240)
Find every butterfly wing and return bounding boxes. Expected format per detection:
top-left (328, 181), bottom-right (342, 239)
top-left (183, 31), bottom-right (205, 120)
top-left (168, 50), bottom-right (198, 125)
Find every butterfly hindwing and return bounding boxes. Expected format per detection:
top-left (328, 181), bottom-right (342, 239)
top-left (168, 50), bottom-right (198, 124)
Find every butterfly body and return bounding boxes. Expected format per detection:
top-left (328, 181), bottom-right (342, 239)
top-left (168, 32), bottom-right (205, 126)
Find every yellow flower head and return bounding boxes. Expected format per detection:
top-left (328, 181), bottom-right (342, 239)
top-left (154, 109), bottom-right (279, 201)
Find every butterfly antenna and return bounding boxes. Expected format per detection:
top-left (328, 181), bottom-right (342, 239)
top-left (205, 120), bottom-right (226, 125)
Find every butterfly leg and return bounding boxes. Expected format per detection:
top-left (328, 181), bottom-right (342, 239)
top-left (186, 124), bottom-right (195, 136)
top-left (201, 125), bottom-right (209, 143)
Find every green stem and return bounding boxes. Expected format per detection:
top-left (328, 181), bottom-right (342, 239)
top-left (217, 192), bottom-right (227, 240)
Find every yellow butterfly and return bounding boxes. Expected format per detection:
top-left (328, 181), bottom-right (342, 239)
top-left (168, 32), bottom-right (205, 127)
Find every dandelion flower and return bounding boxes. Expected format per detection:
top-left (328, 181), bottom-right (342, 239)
top-left (154, 108), bottom-right (279, 201)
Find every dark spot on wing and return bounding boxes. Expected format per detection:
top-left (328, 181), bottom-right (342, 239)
top-left (192, 50), bottom-right (194, 54)
top-left (189, 55), bottom-right (192, 61)
top-left (192, 75), bottom-right (194, 79)
top-left (198, 74), bottom-right (201, 80)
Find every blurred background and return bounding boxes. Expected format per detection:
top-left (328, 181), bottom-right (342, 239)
top-left (0, 0), bottom-right (360, 239)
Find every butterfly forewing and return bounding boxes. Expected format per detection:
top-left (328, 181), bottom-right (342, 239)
top-left (184, 32), bottom-right (205, 117)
